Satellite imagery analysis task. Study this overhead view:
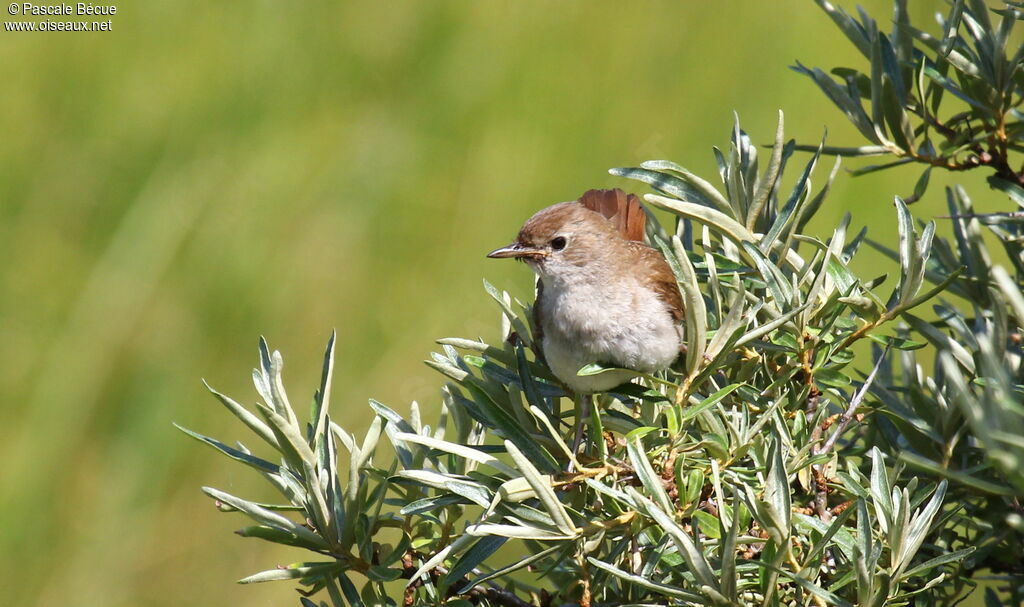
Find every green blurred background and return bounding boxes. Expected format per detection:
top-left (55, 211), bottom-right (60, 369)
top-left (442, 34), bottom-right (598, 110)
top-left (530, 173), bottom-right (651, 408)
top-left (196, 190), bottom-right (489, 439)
top-left (0, 2), bottom-right (999, 605)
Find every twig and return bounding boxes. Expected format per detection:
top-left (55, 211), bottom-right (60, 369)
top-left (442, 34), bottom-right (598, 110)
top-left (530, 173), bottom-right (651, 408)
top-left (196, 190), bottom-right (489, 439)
top-left (819, 346), bottom-right (889, 456)
top-left (809, 346), bottom-right (889, 520)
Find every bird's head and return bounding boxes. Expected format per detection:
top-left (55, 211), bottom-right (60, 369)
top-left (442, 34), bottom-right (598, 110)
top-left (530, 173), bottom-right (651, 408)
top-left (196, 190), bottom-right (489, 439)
top-left (487, 201), bottom-right (624, 278)
top-left (487, 189), bottom-right (648, 280)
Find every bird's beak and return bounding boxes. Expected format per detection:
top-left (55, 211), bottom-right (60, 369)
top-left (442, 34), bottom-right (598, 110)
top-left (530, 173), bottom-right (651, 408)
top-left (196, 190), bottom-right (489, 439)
top-left (487, 242), bottom-right (547, 259)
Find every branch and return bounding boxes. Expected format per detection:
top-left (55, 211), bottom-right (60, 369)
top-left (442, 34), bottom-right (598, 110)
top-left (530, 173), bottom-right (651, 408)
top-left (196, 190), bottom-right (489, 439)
top-left (809, 346), bottom-right (889, 521)
top-left (818, 345), bottom-right (889, 455)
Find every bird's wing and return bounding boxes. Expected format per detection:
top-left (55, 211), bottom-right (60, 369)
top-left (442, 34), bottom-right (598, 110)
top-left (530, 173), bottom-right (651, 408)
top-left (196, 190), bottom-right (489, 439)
top-left (628, 241), bottom-right (685, 323)
top-left (578, 188), bottom-right (647, 242)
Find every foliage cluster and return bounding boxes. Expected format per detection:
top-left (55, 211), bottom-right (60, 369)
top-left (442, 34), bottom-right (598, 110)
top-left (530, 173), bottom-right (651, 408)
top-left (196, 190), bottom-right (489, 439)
top-left (181, 1), bottom-right (1024, 605)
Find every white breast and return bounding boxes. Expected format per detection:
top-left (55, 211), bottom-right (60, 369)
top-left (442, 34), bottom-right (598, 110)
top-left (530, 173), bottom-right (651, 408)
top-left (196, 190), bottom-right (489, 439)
top-left (538, 273), bottom-right (682, 393)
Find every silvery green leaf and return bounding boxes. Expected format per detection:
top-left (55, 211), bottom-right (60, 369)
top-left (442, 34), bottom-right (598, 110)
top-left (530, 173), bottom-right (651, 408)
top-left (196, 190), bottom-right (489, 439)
top-left (627, 435), bottom-right (674, 515)
top-left (680, 383), bottom-right (741, 421)
top-left (814, 0), bottom-right (872, 57)
top-left (576, 362), bottom-right (638, 378)
top-left (641, 159), bottom-right (733, 213)
top-left (894, 196), bottom-right (917, 304)
top-left (761, 133), bottom-right (822, 252)
top-left (514, 344), bottom-right (546, 411)
top-left (462, 382), bottom-right (558, 472)
top-left (369, 399), bottom-right (419, 469)
top-left (797, 156), bottom-right (842, 233)
top-left (896, 480), bottom-right (948, 576)
top-left (504, 440), bottom-right (576, 536)
top-left (267, 348), bottom-right (298, 425)
top-left (791, 61), bottom-right (878, 142)
top-left (202, 486), bottom-right (328, 549)
top-left (584, 478), bottom-right (637, 508)
top-left (330, 421), bottom-right (357, 455)
top-left (354, 415), bottom-right (382, 471)
top-left (425, 359), bottom-right (470, 382)
top-left (889, 486), bottom-right (910, 570)
top-left (482, 280), bottom-right (532, 344)
top-left (496, 476), bottom-right (539, 503)
top-left (909, 168), bottom-right (932, 203)
top-left (742, 241), bottom-right (793, 308)
top-left (793, 144), bottom-right (890, 156)
top-left (586, 557), bottom-right (706, 602)
top-left (466, 523), bottom-right (576, 540)
top-left (848, 157), bottom-right (914, 176)
top-left (993, 265), bottom-right (1024, 323)
top-left (400, 494), bottom-right (468, 516)
top-left (764, 562), bottom-right (854, 607)
top-left (941, 0), bottom-right (966, 54)
top-left (626, 487), bottom-right (718, 591)
top-left (236, 525), bottom-right (330, 551)
top-left (407, 532), bottom-right (475, 586)
top-left (867, 334), bottom-right (926, 350)
top-left (670, 235), bottom-right (708, 377)
top-left (908, 220), bottom-right (936, 298)
top-left (252, 402), bottom-right (308, 474)
top-left (748, 110), bottom-right (785, 231)
top-left (397, 469), bottom-right (465, 491)
top-left (175, 424), bottom-right (279, 474)
top-left (443, 536), bottom-right (507, 590)
top-left (255, 336), bottom-right (273, 396)
top-left (444, 479), bottom-right (493, 508)
top-left (238, 561), bottom-right (341, 584)
top-left (527, 405), bottom-right (579, 467)
top-left (311, 331), bottom-right (336, 444)
top-left (903, 314), bottom-right (976, 373)
top-left (900, 547), bottom-right (974, 581)
top-left (203, 380), bottom-right (280, 450)
top-left (763, 433), bottom-right (792, 544)
top-left (719, 486), bottom-right (740, 602)
top-left (610, 166), bottom-right (730, 214)
top-left (704, 286), bottom-right (746, 360)
top-left (394, 432), bottom-right (517, 477)
top-left (855, 498), bottom-right (880, 606)
top-left (436, 337), bottom-right (490, 352)
top-left (457, 544), bottom-right (563, 593)
top-left (920, 64), bottom-right (986, 108)
top-left (644, 194), bottom-right (756, 246)
top-left (734, 303), bottom-right (810, 348)
top-left (869, 447), bottom-right (893, 529)
top-left (795, 507), bottom-right (857, 566)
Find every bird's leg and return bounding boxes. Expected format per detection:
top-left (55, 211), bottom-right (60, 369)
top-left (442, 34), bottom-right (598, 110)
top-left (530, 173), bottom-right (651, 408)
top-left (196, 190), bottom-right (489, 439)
top-left (570, 393), bottom-right (591, 470)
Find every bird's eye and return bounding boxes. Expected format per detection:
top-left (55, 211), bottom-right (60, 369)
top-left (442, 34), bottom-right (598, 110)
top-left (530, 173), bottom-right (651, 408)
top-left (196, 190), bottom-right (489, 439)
top-left (550, 236), bottom-right (567, 251)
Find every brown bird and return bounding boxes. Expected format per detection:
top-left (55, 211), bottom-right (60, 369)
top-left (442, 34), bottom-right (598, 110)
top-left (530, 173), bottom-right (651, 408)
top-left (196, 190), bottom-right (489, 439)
top-left (488, 189), bottom-right (684, 451)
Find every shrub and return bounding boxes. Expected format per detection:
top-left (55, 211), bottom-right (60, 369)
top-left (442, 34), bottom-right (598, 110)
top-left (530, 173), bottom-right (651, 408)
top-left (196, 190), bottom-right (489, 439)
top-left (180, 1), bottom-right (1024, 605)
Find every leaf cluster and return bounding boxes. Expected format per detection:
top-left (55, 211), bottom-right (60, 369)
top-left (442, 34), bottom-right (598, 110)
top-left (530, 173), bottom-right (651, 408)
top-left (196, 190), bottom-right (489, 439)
top-left (798, 0), bottom-right (1024, 200)
top-left (181, 112), bottom-right (980, 606)
top-left (180, 1), bottom-right (1024, 604)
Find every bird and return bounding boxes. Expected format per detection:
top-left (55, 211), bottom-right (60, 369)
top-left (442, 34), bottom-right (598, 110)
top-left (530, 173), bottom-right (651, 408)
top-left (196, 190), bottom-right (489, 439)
top-left (487, 189), bottom-right (684, 453)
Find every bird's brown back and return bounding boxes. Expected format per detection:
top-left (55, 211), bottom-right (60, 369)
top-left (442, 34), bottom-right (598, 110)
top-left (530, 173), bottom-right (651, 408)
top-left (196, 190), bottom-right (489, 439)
top-left (579, 188), bottom-right (683, 323)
